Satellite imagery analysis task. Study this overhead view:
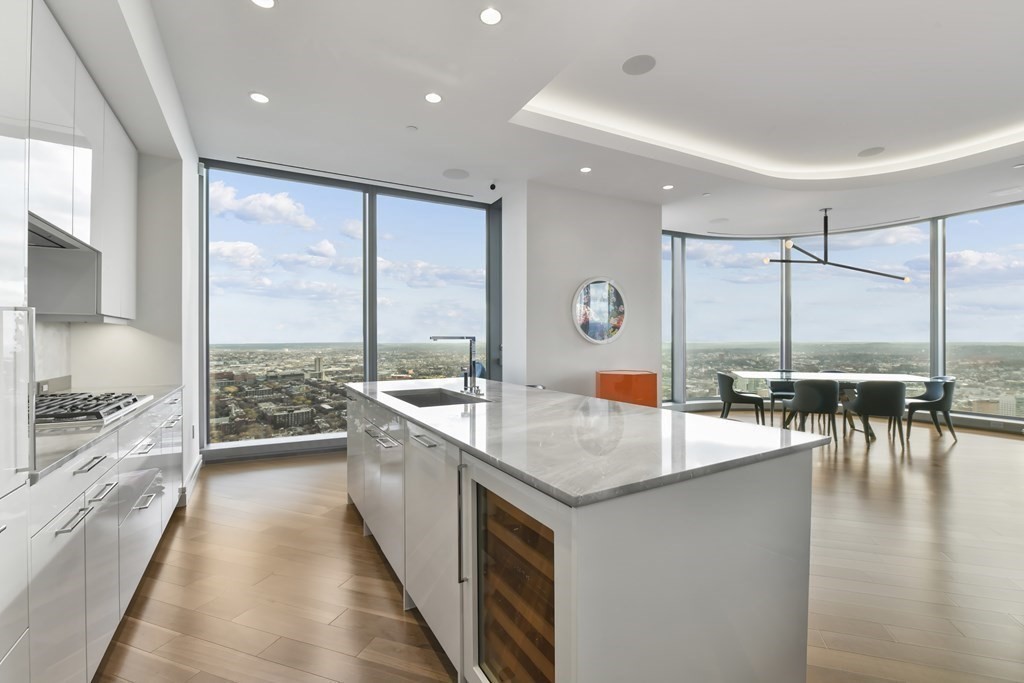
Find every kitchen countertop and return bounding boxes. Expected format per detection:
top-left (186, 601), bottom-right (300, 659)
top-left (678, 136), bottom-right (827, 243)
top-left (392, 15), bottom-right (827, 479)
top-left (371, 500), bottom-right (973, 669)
top-left (346, 379), bottom-right (830, 507)
top-left (32, 384), bottom-right (182, 483)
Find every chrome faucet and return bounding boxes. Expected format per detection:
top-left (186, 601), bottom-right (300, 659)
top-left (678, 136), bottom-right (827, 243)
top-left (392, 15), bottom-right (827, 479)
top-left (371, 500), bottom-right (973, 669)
top-left (429, 335), bottom-right (481, 394)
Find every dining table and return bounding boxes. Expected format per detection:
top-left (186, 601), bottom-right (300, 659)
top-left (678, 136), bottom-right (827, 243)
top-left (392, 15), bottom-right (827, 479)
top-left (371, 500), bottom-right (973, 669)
top-left (727, 370), bottom-right (931, 383)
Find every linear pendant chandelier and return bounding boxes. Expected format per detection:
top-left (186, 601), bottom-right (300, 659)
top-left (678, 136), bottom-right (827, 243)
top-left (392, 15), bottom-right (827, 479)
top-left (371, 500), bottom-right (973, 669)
top-left (766, 208), bottom-right (910, 282)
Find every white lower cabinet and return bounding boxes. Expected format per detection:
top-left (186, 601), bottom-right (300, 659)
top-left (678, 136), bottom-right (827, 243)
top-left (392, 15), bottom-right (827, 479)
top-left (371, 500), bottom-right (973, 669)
top-left (0, 484), bottom-right (29, 666)
top-left (376, 417), bottom-right (405, 578)
top-left (29, 494), bottom-right (89, 683)
top-left (0, 631), bottom-right (30, 682)
top-left (118, 479), bottom-right (162, 616)
top-left (404, 427), bottom-right (461, 668)
top-left (345, 397), bottom-right (365, 511)
top-left (84, 468), bottom-right (120, 680)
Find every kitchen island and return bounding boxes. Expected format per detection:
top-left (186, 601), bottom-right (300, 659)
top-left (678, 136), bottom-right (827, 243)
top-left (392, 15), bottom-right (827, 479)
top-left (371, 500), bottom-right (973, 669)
top-left (344, 378), bottom-right (829, 683)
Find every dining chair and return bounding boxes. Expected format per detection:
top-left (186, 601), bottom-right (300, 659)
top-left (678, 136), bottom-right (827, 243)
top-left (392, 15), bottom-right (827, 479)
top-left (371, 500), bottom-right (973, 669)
top-left (844, 381), bottom-right (907, 448)
top-left (906, 379), bottom-right (957, 441)
top-left (767, 369), bottom-right (795, 426)
top-left (782, 380), bottom-right (839, 437)
top-left (716, 372), bottom-right (765, 425)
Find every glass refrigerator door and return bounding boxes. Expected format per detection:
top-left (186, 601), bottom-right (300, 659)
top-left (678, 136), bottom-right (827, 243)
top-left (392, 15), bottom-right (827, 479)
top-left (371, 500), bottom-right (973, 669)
top-left (1, 307), bottom-right (34, 492)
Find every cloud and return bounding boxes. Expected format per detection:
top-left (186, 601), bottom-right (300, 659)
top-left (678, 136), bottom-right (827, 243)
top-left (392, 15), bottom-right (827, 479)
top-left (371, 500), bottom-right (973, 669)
top-left (824, 224), bottom-right (928, 251)
top-left (210, 273), bottom-right (359, 303)
top-left (378, 258), bottom-right (486, 288)
top-left (340, 219), bottom-right (362, 240)
top-left (209, 241), bottom-right (265, 268)
top-left (686, 240), bottom-right (776, 269)
top-left (209, 180), bottom-right (316, 230)
top-left (275, 252), bottom-right (363, 275)
top-left (307, 239), bottom-right (336, 257)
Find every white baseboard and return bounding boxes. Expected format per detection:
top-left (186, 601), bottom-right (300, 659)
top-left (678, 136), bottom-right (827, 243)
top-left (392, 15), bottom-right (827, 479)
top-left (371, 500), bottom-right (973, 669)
top-left (179, 455), bottom-right (203, 506)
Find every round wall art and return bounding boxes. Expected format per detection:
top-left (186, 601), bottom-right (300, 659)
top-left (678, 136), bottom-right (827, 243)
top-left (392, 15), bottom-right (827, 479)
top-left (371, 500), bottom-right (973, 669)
top-left (572, 277), bottom-right (626, 344)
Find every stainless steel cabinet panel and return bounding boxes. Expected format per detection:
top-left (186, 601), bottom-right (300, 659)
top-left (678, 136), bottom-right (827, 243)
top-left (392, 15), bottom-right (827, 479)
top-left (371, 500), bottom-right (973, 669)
top-left (29, 494), bottom-right (88, 683)
top-left (84, 468), bottom-right (119, 681)
top-left (29, 430), bottom-right (117, 537)
top-left (405, 428), bottom-right (461, 666)
top-left (118, 480), bottom-right (161, 616)
top-left (0, 484), bottom-right (28, 662)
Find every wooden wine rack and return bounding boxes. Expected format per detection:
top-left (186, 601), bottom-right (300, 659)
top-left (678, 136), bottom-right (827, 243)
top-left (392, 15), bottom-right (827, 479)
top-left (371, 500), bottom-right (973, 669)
top-left (478, 488), bottom-right (555, 682)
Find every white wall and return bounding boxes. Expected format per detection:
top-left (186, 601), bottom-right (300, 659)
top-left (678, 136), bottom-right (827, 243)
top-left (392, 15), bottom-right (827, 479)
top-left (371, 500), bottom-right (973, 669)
top-left (34, 321), bottom-right (70, 381)
top-left (500, 181), bottom-right (528, 385)
top-left (504, 181), bottom-right (662, 396)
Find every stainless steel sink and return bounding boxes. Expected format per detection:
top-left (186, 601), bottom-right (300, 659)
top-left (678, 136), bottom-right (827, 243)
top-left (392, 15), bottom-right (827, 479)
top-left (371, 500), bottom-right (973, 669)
top-left (385, 388), bottom-right (491, 408)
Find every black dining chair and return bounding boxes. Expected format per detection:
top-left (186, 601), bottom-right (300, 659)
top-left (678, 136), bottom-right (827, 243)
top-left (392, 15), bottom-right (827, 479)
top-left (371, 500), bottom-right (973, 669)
top-left (844, 381), bottom-right (907, 448)
top-left (906, 379), bottom-right (957, 441)
top-left (767, 369), bottom-right (795, 426)
top-left (782, 380), bottom-right (839, 437)
top-left (822, 369), bottom-right (858, 431)
top-left (716, 372), bottom-right (765, 425)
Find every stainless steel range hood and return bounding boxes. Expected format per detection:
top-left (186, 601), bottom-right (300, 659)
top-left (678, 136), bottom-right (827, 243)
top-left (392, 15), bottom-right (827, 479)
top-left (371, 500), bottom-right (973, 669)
top-left (28, 211), bottom-right (90, 250)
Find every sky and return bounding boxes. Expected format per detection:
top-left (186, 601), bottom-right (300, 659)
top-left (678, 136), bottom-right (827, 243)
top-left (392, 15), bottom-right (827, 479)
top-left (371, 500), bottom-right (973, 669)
top-left (208, 169), bottom-right (486, 345)
top-left (667, 204), bottom-right (1024, 344)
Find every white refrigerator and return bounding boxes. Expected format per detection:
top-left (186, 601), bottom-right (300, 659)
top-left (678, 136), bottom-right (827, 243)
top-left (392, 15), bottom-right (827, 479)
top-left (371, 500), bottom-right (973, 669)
top-left (1, 306), bottom-right (34, 497)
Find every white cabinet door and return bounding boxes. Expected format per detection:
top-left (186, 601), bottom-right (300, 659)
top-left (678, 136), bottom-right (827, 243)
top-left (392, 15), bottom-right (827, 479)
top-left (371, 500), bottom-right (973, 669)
top-left (0, 484), bottom-right (28, 661)
top-left (28, 0), bottom-right (76, 234)
top-left (84, 468), bottom-right (120, 681)
top-left (362, 422), bottom-right (382, 535)
top-left (376, 415), bottom-right (405, 579)
top-left (0, 630), bottom-right (29, 683)
top-left (29, 494), bottom-right (89, 683)
top-left (72, 58), bottom-right (103, 246)
top-left (158, 407), bottom-right (183, 529)
top-left (100, 105), bottom-right (137, 319)
top-left (118, 481), bottom-right (161, 616)
top-left (0, 0), bottom-right (31, 308)
top-left (346, 397), bottom-right (365, 511)
top-left (405, 429), bottom-right (461, 667)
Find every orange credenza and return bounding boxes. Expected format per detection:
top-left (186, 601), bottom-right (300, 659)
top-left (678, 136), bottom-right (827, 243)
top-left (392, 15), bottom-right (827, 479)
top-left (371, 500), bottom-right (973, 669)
top-left (595, 370), bottom-right (659, 407)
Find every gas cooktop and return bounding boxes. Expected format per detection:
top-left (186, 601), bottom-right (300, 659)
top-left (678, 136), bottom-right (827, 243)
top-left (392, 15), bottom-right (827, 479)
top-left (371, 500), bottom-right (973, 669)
top-left (35, 392), bottom-right (153, 426)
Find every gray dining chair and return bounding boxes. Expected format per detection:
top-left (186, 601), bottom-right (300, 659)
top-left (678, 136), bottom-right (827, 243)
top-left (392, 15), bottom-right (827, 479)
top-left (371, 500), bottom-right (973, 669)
top-left (716, 372), bottom-right (765, 425)
top-left (782, 380), bottom-right (839, 437)
top-left (906, 379), bottom-right (957, 441)
top-left (767, 369), bottom-right (795, 426)
top-left (844, 381), bottom-right (907, 448)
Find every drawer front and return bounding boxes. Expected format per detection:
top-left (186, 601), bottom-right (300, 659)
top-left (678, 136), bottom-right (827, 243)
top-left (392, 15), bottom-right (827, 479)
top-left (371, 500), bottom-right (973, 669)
top-left (0, 630), bottom-right (29, 683)
top-left (116, 406), bottom-right (164, 457)
top-left (118, 481), bottom-right (162, 616)
top-left (30, 429), bottom-right (118, 536)
top-left (30, 494), bottom-right (89, 683)
top-left (0, 484), bottom-right (28, 661)
top-left (85, 470), bottom-right (120, 680)
top-left (116, 441), bottom-right (161, 526)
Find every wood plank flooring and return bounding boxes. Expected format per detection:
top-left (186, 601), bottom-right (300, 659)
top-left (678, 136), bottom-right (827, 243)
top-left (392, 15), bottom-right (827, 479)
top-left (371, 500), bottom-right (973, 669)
top-left (96, 416), bottom-right (1024, 682)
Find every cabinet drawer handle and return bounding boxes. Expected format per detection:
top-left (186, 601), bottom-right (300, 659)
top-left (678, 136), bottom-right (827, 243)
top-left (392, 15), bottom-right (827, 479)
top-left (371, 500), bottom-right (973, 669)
top-left (55, 507), bottom-right (91, 535)
top-left (134, 493), bottom-right (157, 511)
top-left (364, 427), bottom-right (383, 439)
top-left (0, 524), bottom-right (7, 535)
top-left (73, 455), bottom-right (106, 475)
top-left (410, 433), bottom-right (438, 448)
top-left (163, 418), bottom-right (180, 428)
top-left (377, 437), bottom-right (400, 449)
top-left (131, 441), bottom-right (155, 455)
top-left (88, 481), bottom-right (117, 503)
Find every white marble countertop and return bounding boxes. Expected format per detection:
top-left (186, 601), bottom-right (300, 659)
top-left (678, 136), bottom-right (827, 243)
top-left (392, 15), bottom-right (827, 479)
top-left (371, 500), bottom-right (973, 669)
top-left (32, 385), bottom-right (182, 482)
top-left (346, 379), bottom-right (830, 507)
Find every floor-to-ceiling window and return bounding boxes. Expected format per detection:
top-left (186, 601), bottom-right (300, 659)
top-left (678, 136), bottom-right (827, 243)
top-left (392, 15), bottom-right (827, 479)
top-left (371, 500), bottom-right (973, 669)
top-left (946, 205), bottom-right (1024, 417)
top-left (204, 165), bottom-right (494, 448)
top-left (791, 223), bottom-right (931, 376)
top-left (661, 234), bottom-right (673, 401)
top-left (376, 195), bottom-right (487, 380)
top-left (685, 237), bottom-right (781, 399)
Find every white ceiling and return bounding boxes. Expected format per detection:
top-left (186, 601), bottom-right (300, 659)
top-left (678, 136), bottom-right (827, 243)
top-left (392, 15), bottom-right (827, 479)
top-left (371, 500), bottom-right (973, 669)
top-left (127, 0), bottom-right (1024, 235)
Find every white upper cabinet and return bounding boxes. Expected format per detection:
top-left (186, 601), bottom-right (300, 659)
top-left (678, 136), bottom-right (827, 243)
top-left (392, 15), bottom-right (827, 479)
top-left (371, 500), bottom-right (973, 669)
top-left (98, 104), bottom-right (137, 319)
top-left (72, 57), bottom-right (103, 246)
top-left (28, 0), bottom-right (75, 234)
top-left (0, 0), bottom-right (31, 307)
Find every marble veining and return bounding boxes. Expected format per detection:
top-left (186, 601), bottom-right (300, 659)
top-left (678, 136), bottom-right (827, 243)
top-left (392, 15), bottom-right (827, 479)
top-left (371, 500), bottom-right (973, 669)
top-left (347, 379), bottom-right (829, 507)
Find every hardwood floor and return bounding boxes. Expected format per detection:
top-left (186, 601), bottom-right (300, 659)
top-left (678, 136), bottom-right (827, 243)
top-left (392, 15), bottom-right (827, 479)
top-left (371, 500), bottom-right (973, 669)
top-left (96, 417), bottom-right (1024, 683)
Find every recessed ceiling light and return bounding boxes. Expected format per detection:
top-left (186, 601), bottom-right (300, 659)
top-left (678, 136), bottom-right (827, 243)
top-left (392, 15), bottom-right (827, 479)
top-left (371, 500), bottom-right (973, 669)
top-left (1014, 163), bottom-right (1024, 169)
top-left (480, 7), bottom-right (502, 25)
top-left (858, 146), bottom-right (886, 158)
top-left (579, 167), bottom-right (592, 173)
top-left (662, 185), bottom-right (674, 190)
top-left (622, 54), bottom-right (657, 76)
top-left (702, 192), bottom-right (711, 198)
top-left (425, 92), bottom-right (442, 104)
top-left (443, 169), bottom-right (470, 180)
top-left (251, 0), bottom-right (274, 7)
top-left (249, 92), bottom-right (269, 104)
